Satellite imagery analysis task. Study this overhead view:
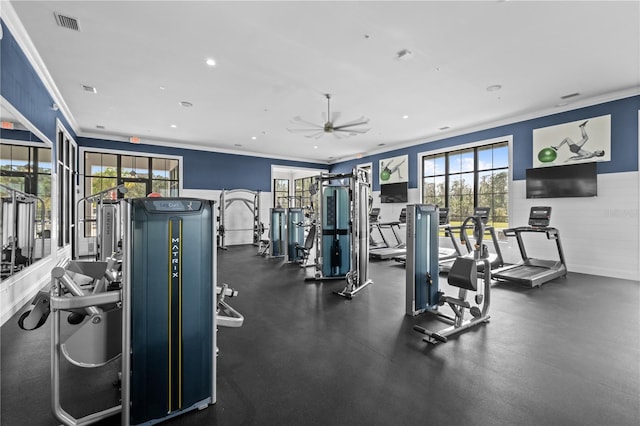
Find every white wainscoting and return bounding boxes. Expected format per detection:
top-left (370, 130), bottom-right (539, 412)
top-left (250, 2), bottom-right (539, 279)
top-left (509, 171), bottom-right (639, 281)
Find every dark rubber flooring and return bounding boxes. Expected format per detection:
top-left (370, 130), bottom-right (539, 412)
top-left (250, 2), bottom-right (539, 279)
top-left (2, 244), bottom-right (639, 425)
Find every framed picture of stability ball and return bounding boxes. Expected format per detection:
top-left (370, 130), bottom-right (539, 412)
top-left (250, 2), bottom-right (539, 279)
top-left (532, 114), bottom-right (611, 168)
top-left (379, 154), bottom-right (408, 184)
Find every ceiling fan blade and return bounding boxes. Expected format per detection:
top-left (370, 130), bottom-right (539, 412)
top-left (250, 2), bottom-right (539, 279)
top-left (287, 128), bottom-right (326, 133)
top-left (336, 127), bottom-right (370, 134)
top-left (291, 116), bottom-right (323, 128)
top-left (304, 131), bottom-right (325, 139)
top-left (334, 116), bottom-right (370, 129)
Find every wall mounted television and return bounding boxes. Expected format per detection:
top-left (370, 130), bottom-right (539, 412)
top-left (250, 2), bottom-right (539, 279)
top-left (526, 162), bottom-right (597, 199)
top-left (380, 182), bottom-right (408, 203)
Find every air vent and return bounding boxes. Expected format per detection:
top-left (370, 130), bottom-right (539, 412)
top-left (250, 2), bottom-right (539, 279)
top-left (560, 92), bottom-right (580, 100)
top-left (54, 12), bottom-right (80, 31)
top-left (81, 85), bottom-right (97, 93)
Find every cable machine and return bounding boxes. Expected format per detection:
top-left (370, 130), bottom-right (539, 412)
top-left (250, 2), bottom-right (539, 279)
top-left (1, 184), bottom-right (45, 278)
top-left (75, 184), bottom-right (127, 260)
top-left (218, 189), bottom-right (263, 249)
top-left (19, 197), bottom-right (244, 425)
top-left (307, 168), bottom-right (373, 299)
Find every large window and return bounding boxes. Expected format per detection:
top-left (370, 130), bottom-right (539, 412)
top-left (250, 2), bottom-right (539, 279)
top-left (0, 143), bottom-right (52, 238)
top-left (422, 141), bottom-right (508, 228)
top-left (294, 176), bottom-right (315, 209)
top-left (57, 128), bottom-right (77, 247)
top-left (273, 179), bottom-right (290, 208)
top-left (82, 151), bottom-right (179, 236)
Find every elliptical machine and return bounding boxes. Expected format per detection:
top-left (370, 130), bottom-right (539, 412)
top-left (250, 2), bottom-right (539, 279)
top-left (413, 214), bottom-right (492, 344)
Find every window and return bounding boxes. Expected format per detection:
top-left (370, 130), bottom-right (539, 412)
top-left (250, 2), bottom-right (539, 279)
top-left (56, 128), bottom-right (77, 248)
top-left (0, 143), bottom-right (52, 238)
top-left (273, 179), bottom-right (289, 208)
top-left (422, 141), bottom-right (509, 228)
top-left (82, 151), bottom-right (180, 237)
top-left (294, 176), bottom-right (315, 209)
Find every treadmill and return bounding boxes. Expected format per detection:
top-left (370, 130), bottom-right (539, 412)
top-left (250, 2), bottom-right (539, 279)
top-left (370, 208), bottom-right (407, 260)
top-left (439, 207), bottom-right (504, 274)
top-left (492, 206), bottom-right (567, 287)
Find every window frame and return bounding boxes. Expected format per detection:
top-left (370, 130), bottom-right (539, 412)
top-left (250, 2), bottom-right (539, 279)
top-left (79, 147), bottom-right (183, 238)
top-left (419, 135), bottom-right (513, 228)
top-left (273, 178), bottom-right (290, 208)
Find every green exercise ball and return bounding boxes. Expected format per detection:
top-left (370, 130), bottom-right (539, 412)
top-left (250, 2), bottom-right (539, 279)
top-left (537, 147), bottom-right (557, 163)
top-left (380, 170), bottom-right (391, 181)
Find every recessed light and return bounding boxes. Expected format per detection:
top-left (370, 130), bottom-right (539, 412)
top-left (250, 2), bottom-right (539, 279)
top-left (402, 115), bottom-right (409, 119)
top-left (170, 124), bottom-right (177, 128)
top-left (159, 86), bottom-right (165, 91)
top-left (179, 101), bottom-right (193, 107)
top-left (205, 58), bottom-right (216, 67)
top-left (313, 145), bottom-right (318, 149)
top-left (486, 84), bottom-right (502, 92)
top-left (251, 136), bottom-right (257, 140)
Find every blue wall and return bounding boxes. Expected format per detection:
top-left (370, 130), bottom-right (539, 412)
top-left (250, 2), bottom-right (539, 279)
top-left (0, 20), bottom-right (76, 146)
top-left (78, 137), bottom-right (326, 192)
top-left (332, 95), bottom-right (640, 190)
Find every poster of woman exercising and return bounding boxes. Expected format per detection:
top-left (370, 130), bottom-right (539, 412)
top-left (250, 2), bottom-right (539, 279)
top-left (532, 114), bottom-right (611, 168)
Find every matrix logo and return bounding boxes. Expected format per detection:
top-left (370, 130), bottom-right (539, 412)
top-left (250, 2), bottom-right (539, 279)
top-left (171, 237), bottom-right (180, 278)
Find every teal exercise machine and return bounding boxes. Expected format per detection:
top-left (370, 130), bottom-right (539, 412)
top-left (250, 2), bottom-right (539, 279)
top-left (286, 207), bottom-right (305, 263)
top-left (19, 197), bottom-right (244, 425)
top-left (307, 168), bottom-right (373, 298)
top-left (412, 213), bottom-right (492, 344)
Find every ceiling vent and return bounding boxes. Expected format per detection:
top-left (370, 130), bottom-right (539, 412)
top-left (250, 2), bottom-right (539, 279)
top-left (54, 12), bottom-right (80, 31)
top-left (81, 84), bottom-right (97, 93)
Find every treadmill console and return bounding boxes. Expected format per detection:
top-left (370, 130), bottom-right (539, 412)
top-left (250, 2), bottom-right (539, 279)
top-left (369, 207), bottom-right (381, 223)
top-left (438, 207), bottom-right (449, 226)
top-left (528, 206), bottom-right (552, 228)
top-left (474, 207), bottom-right (491, 224)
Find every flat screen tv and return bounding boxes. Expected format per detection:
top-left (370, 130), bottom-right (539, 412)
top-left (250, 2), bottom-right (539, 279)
top-left (380, 182), bottom-right (408, 203)
top-left (526, 162), bottom-right (597, 199)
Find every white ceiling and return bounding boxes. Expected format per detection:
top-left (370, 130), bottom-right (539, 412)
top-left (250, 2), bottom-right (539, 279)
top-left (6, 0), bottom-right (640, 164)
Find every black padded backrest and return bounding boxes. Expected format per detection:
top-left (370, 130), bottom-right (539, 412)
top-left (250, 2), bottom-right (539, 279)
top-left (399, 208), bottom-right (407, 223)
top-left (448, 256), bottom-right (478, 291)
top-left (303, 225), bottom-right (316, 250)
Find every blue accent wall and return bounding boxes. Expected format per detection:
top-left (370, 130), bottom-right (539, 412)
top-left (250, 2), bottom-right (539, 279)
top-left (78, 137), bottom-right (326, 191)
top-left (0, 20), bottom-right (75, 145)
top-left (0, 128), bottom-right (43, 143)
top-left (332, 95), bottom-right (640, 190)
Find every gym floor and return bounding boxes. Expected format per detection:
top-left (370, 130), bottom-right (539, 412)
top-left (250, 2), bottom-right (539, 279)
top-left (2, 244), bottom-right (639, 425)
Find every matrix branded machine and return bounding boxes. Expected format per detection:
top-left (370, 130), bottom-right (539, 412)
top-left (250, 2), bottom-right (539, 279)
top-left (492, 206), bottom-right (567, 287)
top-left (21, 198), bottom-right (244, 426)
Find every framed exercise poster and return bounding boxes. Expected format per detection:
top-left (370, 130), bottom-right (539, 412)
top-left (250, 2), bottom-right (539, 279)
top-left (532, 115), bottom-right (611, 168)
top-left (379, 154), bottom-right (408, 184)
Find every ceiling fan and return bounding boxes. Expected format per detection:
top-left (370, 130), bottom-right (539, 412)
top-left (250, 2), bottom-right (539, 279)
top-left (287, 94), bottom-right (370, 139)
